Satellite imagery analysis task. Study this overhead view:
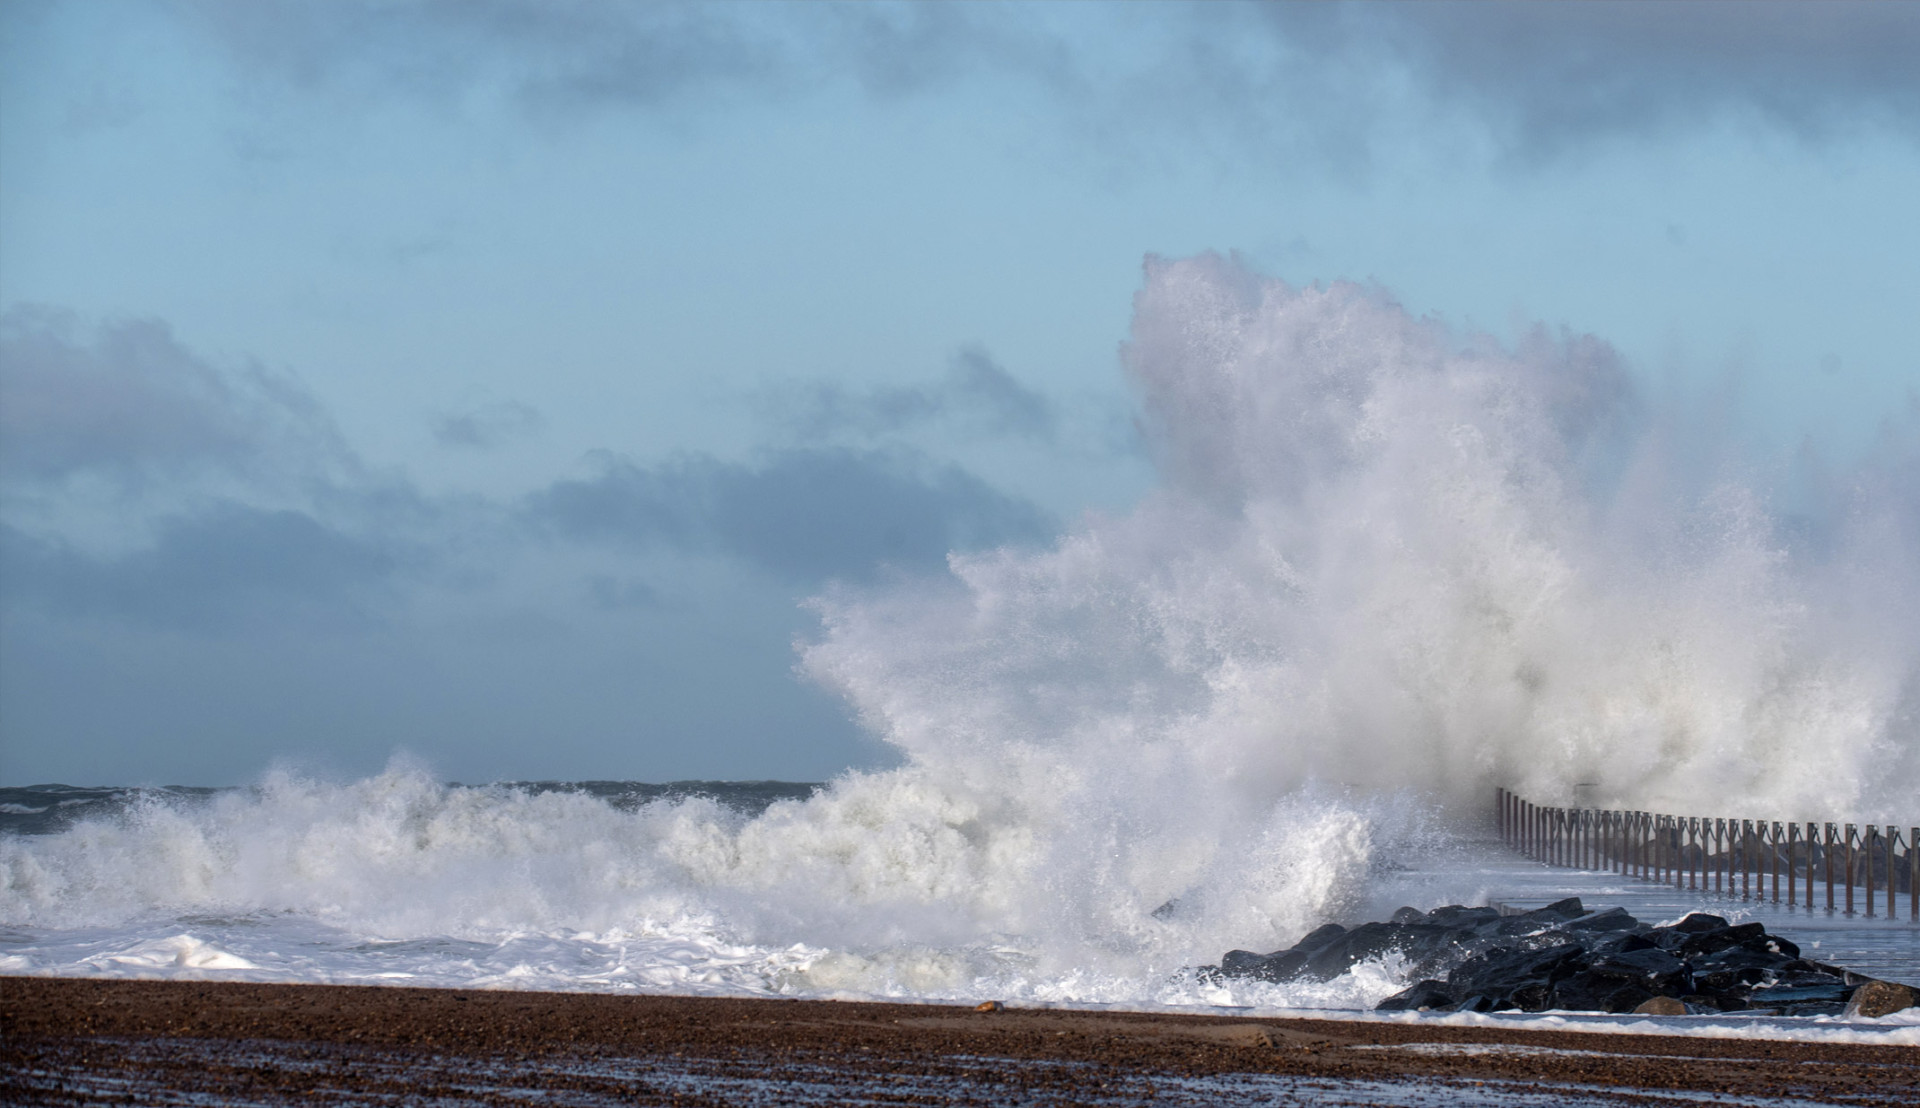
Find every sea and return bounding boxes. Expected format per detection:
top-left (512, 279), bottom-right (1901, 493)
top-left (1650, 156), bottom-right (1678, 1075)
top-left (4, 257), bottom-right (1917, 1040)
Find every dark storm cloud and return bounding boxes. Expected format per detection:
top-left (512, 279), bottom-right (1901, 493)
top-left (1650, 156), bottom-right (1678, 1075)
top-left (762, 347), bottom-right (1057, 445)
top-left (1, 505), bottom-right (408, 632)
top-left (1268, 1), bottom-right (1920, 156)
top-left (432, 401), bottom-right (544, 450)
top-left (178, 1), bottom-right (1920, 165)
top-left (0, 305), bottom-right (350, 487)
top-left (182, 0), bottom-right (1065, 111)
top-left (525, 446), bottom-right (1055, 584)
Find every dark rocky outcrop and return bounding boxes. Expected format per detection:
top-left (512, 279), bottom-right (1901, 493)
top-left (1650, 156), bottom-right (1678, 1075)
top-left (1204, 897), bottom-right (1917, 1017)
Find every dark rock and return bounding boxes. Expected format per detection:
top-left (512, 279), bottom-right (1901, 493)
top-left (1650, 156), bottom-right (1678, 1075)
top-left (1220, 950), bottom-right (1271, 977)
top-left (1223, 948), bottom-right (1311, 983)
top-left (1564, 906), bottom-right (1638, 932)
top-left (1669, 912), bottom-right (1730, 932)
top-left (1693, 944), bottom-right (1793, 974)
top-left (1425, 905), bottom-right (1501, 929)
top-left (1300, 922), bottom-right (1401, 980)
top-left (1375, 979), bottom-right (1453, 1011)
top-left (1213, 900), bottom-right (1908, 1019)
top-left (1302, 922), bottom-right (1460, 981)
top-left (1447, 994), bottom-right (1508, 1013)
top-left (1548, 970), bottom-right (1653, 1013)
top-left (1748, 982), bottom-right (1855, 1010)
top-left (1771, 961), bottom-right (1845, 988)
top-left (1675, 921), bottom-right (1766, 958)
top-left (1692, 943), bottom-right (1787, 993)
top-left (1448, 943), bottom-right (1587, 1012)
top-left (1532, 897), bottom-right (1586, 921)
top-left (1216, 920), bottom-right (1354, 983)
top-left (1588, 947), bottom-right (1691, 993)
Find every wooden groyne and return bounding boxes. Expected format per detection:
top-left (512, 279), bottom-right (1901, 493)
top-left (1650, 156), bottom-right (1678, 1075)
top-left (1496, 787), bottom-right (1919, 922)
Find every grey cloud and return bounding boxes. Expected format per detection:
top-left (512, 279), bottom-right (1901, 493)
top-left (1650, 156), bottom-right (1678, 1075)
top-left (181, 1), bottom-right (1920, 165)
top-left (1297, 1), bottom-right (1920, 156)
top-left (1, 307), bottom-right (441, 634)
top-left (433, 401), bottom-right (544, 450)
top-left (182, 0), bottom-right (1062, 113)
top-left (764, 347), bottom-right (1057, 445)
top-left (0, 306), bottom-right (351, 487)
top-left (526, 446), bottom-right (1054, 584)
top-left (1, 504), bottom-right (410, 632)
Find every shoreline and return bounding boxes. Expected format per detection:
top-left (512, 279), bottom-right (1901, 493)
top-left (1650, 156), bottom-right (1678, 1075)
top-left (4, 976), bottom-right (1915, 1106)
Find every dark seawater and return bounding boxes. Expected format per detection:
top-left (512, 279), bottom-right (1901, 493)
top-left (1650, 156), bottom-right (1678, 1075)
top-left (0, 781), bottom-right (822, 837)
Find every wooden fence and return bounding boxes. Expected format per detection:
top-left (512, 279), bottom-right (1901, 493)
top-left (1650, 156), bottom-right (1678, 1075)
top-left (1495, 787), bottom-right (1919, 922)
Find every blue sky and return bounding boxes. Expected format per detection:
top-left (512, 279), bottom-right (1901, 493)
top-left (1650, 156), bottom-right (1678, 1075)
top-left (3, 0), bottom-right (1917, 785)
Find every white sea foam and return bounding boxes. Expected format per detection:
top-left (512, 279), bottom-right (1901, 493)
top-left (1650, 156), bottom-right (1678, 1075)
top-left (3, 255), bottom-right (1916, 1016)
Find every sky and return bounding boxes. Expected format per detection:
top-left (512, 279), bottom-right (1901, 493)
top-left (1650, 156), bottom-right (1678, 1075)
top-left (2, 0), bottom-right (1917, 786)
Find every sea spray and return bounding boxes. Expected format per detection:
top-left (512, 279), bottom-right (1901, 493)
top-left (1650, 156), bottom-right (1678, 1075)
top-left (3, 254), bottom-right (1916, 1004)
top-left (807, 254), bottom-right (1918, 819)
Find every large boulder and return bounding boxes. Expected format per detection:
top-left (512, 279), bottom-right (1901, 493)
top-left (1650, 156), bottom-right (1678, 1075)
top-left (1844, 980), bottom-right (1917, 1019)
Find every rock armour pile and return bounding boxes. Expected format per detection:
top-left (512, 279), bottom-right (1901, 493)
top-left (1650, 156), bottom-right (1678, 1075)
top-left (1207, 897), bottom-right (1915, 1016)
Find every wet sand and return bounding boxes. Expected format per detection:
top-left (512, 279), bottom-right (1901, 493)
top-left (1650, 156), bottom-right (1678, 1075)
top-left (3, 976), bottom-right (1915, 1106)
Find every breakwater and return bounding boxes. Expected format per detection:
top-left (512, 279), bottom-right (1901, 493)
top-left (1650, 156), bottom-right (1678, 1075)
top-left (1496, 788), bottom-right (1919, 922)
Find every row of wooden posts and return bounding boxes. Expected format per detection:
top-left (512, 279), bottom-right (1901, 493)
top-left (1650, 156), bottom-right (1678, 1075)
top-left (1495, 787), bottom-right (1919, 922)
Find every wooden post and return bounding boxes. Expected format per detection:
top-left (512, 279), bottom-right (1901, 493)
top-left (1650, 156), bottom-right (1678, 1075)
top-left (1692, 817), bottom-right (1702, 891)
top-left (1866, 825), bottom-right (1878, 918)
top-left (1672, 815), bottom-right (1682, 887)
top-left (1844, 824), bottom-right (1856, 916)
top-left (1824, 823), bottom-right (1836, 912)
top-left (1748, 819), bottom-right (1758, 900)
top-left (1787, 821), bottom-right (1797, 908)
top-left (1711, 819), bottom-right (1722, 894)
top-left (1910, 826), bottom-right (1919, 922)
top-left (1770, 821), bottom-right (1781, 904)
top-left (1677, 816), bottom-right (1687, 889)
top-left (1763, 821), bottom-right (1773, 902)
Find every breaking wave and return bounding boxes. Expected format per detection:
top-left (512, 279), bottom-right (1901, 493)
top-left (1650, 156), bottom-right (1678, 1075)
top-left (4, 254), bottom-right (1915, 1003)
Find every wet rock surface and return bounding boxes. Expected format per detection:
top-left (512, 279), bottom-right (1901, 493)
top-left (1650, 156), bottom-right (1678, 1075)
top-left (1210, 897), bottom-right (1920, 1016)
